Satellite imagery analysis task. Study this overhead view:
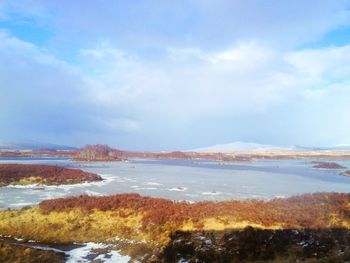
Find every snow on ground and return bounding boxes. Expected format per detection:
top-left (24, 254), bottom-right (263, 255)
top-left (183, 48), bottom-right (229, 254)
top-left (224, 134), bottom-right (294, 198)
top-left (202, 191), bottom-right (221, 196)
top-left (66, 242), bottom-right (130, 263)
top-left (5, 173), bottom-right (114, 190)
top-left (168, 187), bottom-right (186, 191)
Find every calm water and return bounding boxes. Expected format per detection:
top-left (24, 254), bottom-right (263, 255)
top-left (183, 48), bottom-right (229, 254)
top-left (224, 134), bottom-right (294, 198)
top-left (1, 157), bottom-right (350, 209)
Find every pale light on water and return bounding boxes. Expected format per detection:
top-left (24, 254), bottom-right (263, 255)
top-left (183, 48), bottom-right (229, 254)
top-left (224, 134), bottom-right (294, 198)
top-left (1, 157), bottom-right (350, 210)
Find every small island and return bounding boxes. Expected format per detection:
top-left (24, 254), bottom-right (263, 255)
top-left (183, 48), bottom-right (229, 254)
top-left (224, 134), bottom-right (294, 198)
top-left (73, 144), bottom-right (124, 161)
top-left (342, 170), bottom-right (350, 177)
top-left (312, 161), bottom-right (346, 169)
top-left (0, 164), bottom-right (102, 187)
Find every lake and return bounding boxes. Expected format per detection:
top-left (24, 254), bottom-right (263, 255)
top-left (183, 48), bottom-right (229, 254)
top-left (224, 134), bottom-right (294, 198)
top-left (1, 157), bottom-right (350, 210)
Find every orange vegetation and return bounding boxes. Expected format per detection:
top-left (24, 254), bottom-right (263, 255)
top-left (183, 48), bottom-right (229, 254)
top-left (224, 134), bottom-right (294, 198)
top-left (0, 164), bottom-right (102, 186)
top-left (312, 161), bottom-right (346, 169)
top-left (39, 192), bottom-right (350, 230)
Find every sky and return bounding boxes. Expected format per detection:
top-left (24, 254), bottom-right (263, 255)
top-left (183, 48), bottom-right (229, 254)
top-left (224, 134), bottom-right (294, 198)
top-left (1, 0), bottom-right (350, 150)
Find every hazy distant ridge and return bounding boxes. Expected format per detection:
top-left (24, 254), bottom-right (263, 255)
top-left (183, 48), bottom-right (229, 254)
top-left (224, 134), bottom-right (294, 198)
top-left (0, 140), bottom-right (76, 150)
top-left (186, 142), bottom-right (347, 153)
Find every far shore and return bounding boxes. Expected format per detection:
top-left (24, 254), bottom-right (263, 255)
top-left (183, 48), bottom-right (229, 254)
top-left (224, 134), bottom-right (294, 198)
top-left (2, 144), bottom-right (350, 163)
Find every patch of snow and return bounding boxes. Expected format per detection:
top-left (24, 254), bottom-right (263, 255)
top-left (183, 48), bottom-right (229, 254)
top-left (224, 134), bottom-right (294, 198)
top-left (274, 195), bottom-right (286, 199)
top-left (202, 191), bottom-right (221, 196)
top-left (204, 239), bottom-right (212, 245)
top-left (168, 187), bottom-right (186, 192)
top-left (5, 173), bottom-right (114, 190)
top-left (6, 184), bottom-right (42, 189)
top-left (84, 190), bottom-right (104, 196)
top-left (66, 242), bottom-right (130, 263)
top-left (30, 245), bottom-right (65, 254)
top-left (130, 186), bottom-right (158, 190)
top-left (10, 202), bottom-right (34, 207)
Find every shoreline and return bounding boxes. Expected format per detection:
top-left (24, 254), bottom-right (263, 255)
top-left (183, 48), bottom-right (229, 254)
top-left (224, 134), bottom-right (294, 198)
top-left (3, 147), bottom-right (350, 162)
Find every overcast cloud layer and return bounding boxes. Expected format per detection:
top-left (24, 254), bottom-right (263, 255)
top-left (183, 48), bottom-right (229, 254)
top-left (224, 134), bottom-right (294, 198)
top-left (1, 0), bottom-right (350, 150)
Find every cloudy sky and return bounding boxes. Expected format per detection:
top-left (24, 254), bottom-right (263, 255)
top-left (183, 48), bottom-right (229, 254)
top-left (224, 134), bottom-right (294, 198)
top-left (1, 0), bottom-right (350, 150)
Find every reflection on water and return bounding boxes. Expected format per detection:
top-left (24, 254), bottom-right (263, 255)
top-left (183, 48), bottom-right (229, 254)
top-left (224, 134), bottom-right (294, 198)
top-left (1, 157), bottom-right (350, 209)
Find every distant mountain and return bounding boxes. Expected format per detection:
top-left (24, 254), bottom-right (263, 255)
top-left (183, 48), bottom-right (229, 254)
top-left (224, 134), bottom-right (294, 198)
top-left (328, 144), bottom-right (350, 150)
top-left (0, 139), bottom-right (76, 151)
top-left (187, 142), bottom-right (307, 153)
top-left (295, 144), bottom-right (350, 151)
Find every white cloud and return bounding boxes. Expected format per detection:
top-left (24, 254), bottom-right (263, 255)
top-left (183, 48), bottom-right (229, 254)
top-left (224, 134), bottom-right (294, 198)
top-left (80, 42), bottom-right (291, 122)
top-left (80, 41), bottom-right (127, 61)
top-left (2, 0), bottom-right (350, 51)
top-left (284, 45), bottom-right (350, 100)
top-left (0, 29), bottom-right (76, 72)
top-left (2, 2), bottom-right (350, 148)
top-left (285, 45), bottom-right (350, 78)
top-left (205, 42), bottom-right (272, 65)
top-left (71, 40), bottom-right (350, 147)
top-left (0, 31), bottom-right (139, 146)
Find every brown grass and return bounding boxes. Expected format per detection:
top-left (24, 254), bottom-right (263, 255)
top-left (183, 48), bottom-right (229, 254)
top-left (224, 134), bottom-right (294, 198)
top-left (0, 164), bottom-right (102, 186)
top-left (0, 242), bottom-right (65, 263)
top-left (1, 192), bottom-right (349, 249)
top-left (39, 192), bottom-right (350, 230)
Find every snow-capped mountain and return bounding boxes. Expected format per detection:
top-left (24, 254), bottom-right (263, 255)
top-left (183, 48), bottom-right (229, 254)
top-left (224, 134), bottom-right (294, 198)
top-left (187, 142), bottom-right (306, 153)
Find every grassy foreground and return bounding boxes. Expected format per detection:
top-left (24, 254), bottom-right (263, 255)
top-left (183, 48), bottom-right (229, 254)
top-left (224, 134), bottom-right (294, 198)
top-left (0, 193), bottom-right (349, 249)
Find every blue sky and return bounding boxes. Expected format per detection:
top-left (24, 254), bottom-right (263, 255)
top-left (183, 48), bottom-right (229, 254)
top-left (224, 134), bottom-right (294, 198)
top-left (1, 0), bottom-right (350, 150)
